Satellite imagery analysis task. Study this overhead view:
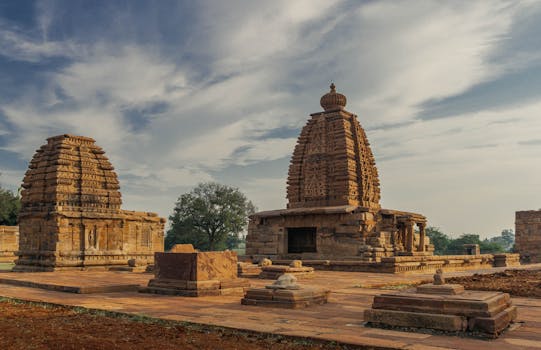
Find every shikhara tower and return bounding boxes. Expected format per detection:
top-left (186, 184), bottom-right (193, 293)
top-left (15, 134), bottom-right (165, 271)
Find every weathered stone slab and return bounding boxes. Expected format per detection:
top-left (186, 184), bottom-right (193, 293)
top-left (242, 287), bottom-right (330, 309)
top-left (366, 287), bottom-right (516, 338)
top-left (364, 309), bottom-right (467, 332)
top-left (416, 283), bottom-right (465, 295)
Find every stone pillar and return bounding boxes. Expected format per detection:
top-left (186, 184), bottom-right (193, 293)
top-left (406, 221), bottom-right (415, 253)
top-left (418, 223), bottom-right (426, 252)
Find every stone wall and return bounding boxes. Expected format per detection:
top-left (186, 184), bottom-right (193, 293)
top-left (0, 226), bottom-right (19, 263)
top-left (246, 207), bottom-right (431, 260)
top-left (516, 210), bottom-right (541, 263)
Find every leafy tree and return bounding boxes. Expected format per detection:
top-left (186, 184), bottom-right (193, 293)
top-left (479, 239), bottom-right (505, 254)
top-left (425, 227), bottom-right (450, 255)
top-left (489, 229), bottom-right (514, 252)
top-left (445, 233), bottom-right (481, 254)
top-left (0, 183), bottom-right (21, 226)
top-left (165, 182), bottom-right (256, 251)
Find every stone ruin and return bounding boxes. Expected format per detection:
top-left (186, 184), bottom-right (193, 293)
top-left (515, 210), bottom-right (541, 263)
top-left (141, 250), bottom-right (249, 296)
top-left (258, 259), bottom-right (314, 279)
top-left (14, 134), bottom-right (165, 271)
top-left (0, 226), bottom-right (19, 263)
top-left (242, 273), bottom-right (330, 309)
top-left (364, 270), bottom-right (517, 338)
top-left (246, 84), bottom-right (433, 262)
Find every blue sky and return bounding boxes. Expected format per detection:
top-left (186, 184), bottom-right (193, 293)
top-left (1, 0), bottom-right (541, 238)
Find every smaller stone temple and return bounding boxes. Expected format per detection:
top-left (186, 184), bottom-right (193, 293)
top-left (246, 85), bottom-right (432, 262)
top-left (0, 226), bottom-right (19, 263)
top-left (14, 134), bottom-right (165, 271)
top-left (515, 210), bottom-right (541, 263)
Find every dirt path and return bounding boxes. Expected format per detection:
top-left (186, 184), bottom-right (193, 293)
top-left (0, 299), bottom-right (372, 350)
top-left (447, 269), bottom-right (541, 298)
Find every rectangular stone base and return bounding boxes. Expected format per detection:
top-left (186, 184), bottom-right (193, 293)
top-left (416, 283), bottom-right (465, 295)
top-left (0, 277), bottom-right (140, 294)
top-left (237, 263), bottom-right (262, 278)
top-left (139, 278), bottom-right (250, 297)
top-left (366, 289), bottom-right (517, 338)
top-left (241, 287), bottom-right (330, 309)
top-left (365, 309), bottom-right (467, 332)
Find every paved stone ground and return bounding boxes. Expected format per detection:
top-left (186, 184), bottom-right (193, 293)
top-left (1, 265), bottom-right (540, 349)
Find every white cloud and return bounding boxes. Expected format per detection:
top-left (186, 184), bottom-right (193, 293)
top-left (1, 0), bottom-right (540, 237)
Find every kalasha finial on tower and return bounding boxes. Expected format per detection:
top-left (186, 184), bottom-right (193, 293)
top-left (320, 82), bottom-right (346, 111)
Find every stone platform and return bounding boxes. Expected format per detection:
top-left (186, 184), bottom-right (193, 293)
top-left (365, 288), bottom-right (517, 338)
top-left (140, 251), bottom-right (250, 297)
top-left (269, 253), bottom-right (520, 274)
top-left (259, 264), bottom-right (315, 279)
top-left (242, 287), bottom-right (329, 308)
top-left (0, 271), bottom-right (148, 293)
top-left (0, 266), bottom-right (540, 349)
top-left (237, 262), bottom-right (262, 278)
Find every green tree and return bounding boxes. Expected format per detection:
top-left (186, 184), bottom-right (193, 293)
top-left (489, 229), bottom-right (514, 252)
top-left (445, 233), bottom-right (481, 254)
top-left (479, 239), bottom-right (505, 254)
top-left (425, 226), bottom-right (450, 255)
top-left (165, 182), bottom-right (256, 251)
top-left (0, 184), bottom-right (21, 226)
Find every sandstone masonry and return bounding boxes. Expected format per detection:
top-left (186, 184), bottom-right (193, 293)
top-left (515, 210), bottom-right (541, 263)
top-left (14, 134), bottom-right (165, 271)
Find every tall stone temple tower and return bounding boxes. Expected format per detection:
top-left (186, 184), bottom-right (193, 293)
top-left (287, 83), bottom-right (381, 210)
top-left (246, 85), bottom-right (432, 261)
top-left (14, 134), bottom-right (165, 271)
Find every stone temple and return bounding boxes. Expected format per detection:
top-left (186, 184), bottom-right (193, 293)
top-left (246, 85), bottom-right (432, 262)
top-left (14, 134), bottom-right (165, 271)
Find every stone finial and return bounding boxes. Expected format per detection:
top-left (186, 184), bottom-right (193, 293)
top-left (320, 83), bottom-right (347, 111)
top-left (433, 268), bottom-right (445, 285)
top-left (289, 260), bottom-right (303, 268)
top-left (266, 273), bottom-right (300, 290)
top-left (259, 258), bottom-right (272, 267)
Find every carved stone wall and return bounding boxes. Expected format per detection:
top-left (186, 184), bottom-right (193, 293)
top-left (516, 210), bottom-right (541, 263)
top-left (0, 226), bottom-right (19, 263)
top-left (14, 134), bottom-right (165, 271)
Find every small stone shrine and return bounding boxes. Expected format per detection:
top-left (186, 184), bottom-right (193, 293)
top-left (364, 270), bottom-right (517, 338)
top-left (242, 273), bottom-right (330, 308)
top-left (259, 259), bottom-right (315, 279)
top-left (141, 250), bottom-right (250, 296)
top-left (0, 226), bottom-right (19, 263)
top-left (246, 84), bottom-right (432, 261)
top-left (14, 134), bottom-right (165, 271)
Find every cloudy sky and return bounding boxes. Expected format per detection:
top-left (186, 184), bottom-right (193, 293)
top-left (1, 0), bottom-right (540, 238)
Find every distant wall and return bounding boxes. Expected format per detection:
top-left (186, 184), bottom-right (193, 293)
top-left (516, 210), bottom-right (541, 263)
top-left (0, 225), bottom-right (19, 263)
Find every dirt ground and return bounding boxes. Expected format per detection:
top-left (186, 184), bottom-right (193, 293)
top-left (0, 299), bottom-right (370, 350)
top-left (447, 269), bottom-right (541, 298)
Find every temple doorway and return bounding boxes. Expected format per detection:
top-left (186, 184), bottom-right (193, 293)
top-left (287, 227), bottom-right (317, 253)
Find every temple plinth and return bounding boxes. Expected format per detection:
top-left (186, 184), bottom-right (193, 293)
top-left (246, 85), bottom-right (432, 262)
top-left (14, 134), bottom-right (165, 271)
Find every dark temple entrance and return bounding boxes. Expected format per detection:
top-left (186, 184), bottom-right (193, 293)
top-left (287, 227), bottom-right (317, 253)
